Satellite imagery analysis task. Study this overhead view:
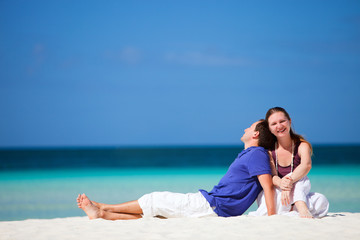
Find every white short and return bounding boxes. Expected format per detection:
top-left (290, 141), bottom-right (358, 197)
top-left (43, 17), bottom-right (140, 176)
top-left (138, 191), bottom-right (218, 218)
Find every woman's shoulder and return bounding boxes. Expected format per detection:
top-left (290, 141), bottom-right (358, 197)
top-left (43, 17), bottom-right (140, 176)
top-left (298, 141), bottom-right (311, 148)
top-left (298, 141), bottom-right (311, 155)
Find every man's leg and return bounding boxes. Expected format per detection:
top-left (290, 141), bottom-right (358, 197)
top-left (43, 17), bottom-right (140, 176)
top-left (100, 210), bottom-right (142, 220)
top-left (78, 194), bottom-right (143, 220)
top-left (92, 199), bottom-right (143, 214)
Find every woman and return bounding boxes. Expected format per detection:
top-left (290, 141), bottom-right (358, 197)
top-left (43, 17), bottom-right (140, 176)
top-left (250, 107), bottom-right (329, 218)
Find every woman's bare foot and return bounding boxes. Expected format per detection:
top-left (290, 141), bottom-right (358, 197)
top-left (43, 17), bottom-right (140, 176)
top-left (295, 201), bottom-right (313, 218)
top-left (79, 194), bottom-right (101, 220)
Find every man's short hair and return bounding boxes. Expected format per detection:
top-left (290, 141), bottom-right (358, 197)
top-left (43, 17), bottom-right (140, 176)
top-left (255, 119), bottom-right (276, 150)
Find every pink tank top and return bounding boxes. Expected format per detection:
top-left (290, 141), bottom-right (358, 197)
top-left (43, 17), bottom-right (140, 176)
top-left (271, 142), bottom-right (301, 178)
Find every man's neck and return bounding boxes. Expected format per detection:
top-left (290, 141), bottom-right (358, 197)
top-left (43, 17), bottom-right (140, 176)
top-left (244, 141), bottom-right (258, 150)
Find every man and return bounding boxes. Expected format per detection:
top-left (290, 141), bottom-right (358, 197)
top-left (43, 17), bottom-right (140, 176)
top-left (77, 120), bottom-right (276, 220)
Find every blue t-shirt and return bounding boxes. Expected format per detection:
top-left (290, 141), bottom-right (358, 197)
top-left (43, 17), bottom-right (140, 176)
top-left (199, 146), bottom-right (271, 217)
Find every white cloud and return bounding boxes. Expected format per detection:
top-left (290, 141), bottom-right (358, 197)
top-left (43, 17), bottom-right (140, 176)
top-left (119, 47), bottom-right (142, 64)
top-left (103, 47), bottom-right (142, 65)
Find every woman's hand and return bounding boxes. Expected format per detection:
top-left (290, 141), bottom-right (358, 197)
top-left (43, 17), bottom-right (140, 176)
top-left (281, 190), bottom-right (291, 206)
top-left (280, 176), bottom-right (293, 191)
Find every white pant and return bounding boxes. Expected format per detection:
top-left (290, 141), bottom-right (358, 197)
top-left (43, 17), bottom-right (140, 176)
top-left (138, 191), bottom-right (218, 218)
top-left (249, 176), bottom-right (329, 218)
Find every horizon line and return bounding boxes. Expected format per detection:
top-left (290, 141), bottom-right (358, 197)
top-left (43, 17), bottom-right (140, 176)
top-left (1, 143), bottom-right (360, 151)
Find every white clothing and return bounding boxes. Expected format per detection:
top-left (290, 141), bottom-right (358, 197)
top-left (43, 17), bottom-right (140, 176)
top-left (249, 175), bottom-right (329, 218)
top-left (138, 191), bottom-right (218, 218)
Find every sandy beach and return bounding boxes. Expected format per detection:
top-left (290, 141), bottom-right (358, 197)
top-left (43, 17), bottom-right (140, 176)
top-left (1, 212), bottom-right (359, 240)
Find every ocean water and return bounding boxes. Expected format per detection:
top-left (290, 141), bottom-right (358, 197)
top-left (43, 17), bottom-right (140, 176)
top-left (0, 145), bottom-right (359, 221)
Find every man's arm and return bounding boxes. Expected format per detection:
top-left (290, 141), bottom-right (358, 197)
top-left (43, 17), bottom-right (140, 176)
top-left (257, 174), bottom-right (276, 216)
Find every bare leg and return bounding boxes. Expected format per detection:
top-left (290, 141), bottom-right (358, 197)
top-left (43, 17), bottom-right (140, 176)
top-left (294, 201), bottom-right (313, 218)
top-left (89, 200), bottom-right (102, 209)
top-left (100, 210), bottom-right (142, 220)
top-left (79, 194), bottom-right (142, 220)
top-left (76, 194), bottom-right (143, 215)
top-left (95, 200), bottom-right (143, 214)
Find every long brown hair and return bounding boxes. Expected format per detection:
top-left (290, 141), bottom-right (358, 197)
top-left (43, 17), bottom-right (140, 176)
top-left (265, 107), bottom-right (313, 154)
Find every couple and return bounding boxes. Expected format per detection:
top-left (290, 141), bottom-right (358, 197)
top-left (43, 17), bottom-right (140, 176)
top-left (77, 107), bottom-right (329, 220)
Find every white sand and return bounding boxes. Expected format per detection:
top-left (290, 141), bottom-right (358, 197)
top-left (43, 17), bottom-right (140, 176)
top-left (1, 213), bottom-right (359, 240)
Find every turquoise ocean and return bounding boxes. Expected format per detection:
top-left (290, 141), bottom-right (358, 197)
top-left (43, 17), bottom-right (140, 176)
top-left (0, 145), bottom-right (359, 221)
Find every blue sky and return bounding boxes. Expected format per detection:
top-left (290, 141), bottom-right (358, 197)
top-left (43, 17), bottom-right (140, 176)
top-left (1, 0), bottom-right (359, 147)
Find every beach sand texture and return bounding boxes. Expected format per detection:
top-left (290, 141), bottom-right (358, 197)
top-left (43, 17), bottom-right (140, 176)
top-left (0, 212), bottom-right (359, 240)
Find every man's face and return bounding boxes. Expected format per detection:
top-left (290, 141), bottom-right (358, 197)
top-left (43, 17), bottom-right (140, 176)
top-left (240, 121), bottom-right (260, 143)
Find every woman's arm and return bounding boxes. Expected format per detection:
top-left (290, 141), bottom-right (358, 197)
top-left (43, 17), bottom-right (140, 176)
top-left (288, 142), bottom-right (312, 182)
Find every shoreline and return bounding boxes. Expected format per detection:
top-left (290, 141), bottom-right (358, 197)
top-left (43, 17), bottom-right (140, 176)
top-left (1, 212), bottom-right (359, 240)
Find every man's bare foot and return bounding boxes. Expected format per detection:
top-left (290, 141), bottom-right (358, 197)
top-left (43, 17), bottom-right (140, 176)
top-left (77, 194), bottom-right (104, 210)
top-left (295, 201), bottom-right (313, 218)
top-left (77, 194), bottom-right (82, 208)
top-left (91, 200), bottom-right (105, 210)
top-left (79, 194), bottom-right (101, 220)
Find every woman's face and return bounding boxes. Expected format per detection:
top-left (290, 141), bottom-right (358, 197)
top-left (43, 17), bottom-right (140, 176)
top-left (267, 111), bottom-right (291, 138)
